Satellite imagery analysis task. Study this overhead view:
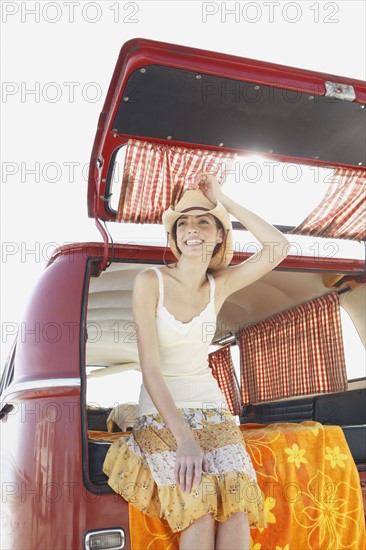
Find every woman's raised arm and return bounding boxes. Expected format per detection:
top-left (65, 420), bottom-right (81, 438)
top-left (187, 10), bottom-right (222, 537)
top-left (198, 173), bottom-right (291, 297)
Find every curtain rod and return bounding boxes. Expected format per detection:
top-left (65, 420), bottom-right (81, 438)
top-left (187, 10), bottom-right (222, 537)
top-left (337, 286), bottom-right (352, 295)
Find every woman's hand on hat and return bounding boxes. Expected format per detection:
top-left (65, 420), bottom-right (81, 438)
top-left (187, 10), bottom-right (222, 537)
top-left (175, 439), bottom-right (209, 493)
top-left (194, 171), bottom-right (224, 204)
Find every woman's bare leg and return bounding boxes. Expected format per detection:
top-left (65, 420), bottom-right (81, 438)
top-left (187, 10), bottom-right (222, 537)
top-left (179, 513), bottom-right (215, 550)
top-left (215, 512), bottom-right (250, 550)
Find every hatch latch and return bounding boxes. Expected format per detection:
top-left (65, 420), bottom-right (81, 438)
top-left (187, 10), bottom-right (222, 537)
top-left (325, 81), bottom-right (356, 101)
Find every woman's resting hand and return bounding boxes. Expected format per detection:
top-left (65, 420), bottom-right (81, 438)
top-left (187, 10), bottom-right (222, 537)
top-left (175, 438), bottom-right (209, 493)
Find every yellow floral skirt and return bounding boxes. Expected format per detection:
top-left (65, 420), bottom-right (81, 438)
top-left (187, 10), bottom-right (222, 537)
top-left (102, 407), bottom-right (267, 533)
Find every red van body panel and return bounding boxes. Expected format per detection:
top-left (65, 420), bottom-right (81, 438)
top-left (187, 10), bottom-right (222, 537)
top-left (14, 252), bottom-right (86, 384)
top-left (1, 388), bottom-right (130, 549)
top-left (47, 242), bottom-right (366, 274)
top-left (1, 250), bottom-right (132, 549)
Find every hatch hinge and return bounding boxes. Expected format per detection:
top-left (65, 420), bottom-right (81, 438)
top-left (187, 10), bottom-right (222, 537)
top-left (93, 191), bottom-right (111, 274)
top-left (94, 216), bottom-right (110, 274)
top-left (325, 81), bottom-right (356, 101)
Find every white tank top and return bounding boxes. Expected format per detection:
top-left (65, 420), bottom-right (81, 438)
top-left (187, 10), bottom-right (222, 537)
top-left (137, 266), bottom-right (228, 416)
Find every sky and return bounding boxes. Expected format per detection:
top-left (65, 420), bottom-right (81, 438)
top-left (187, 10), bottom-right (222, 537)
top-left (1, 0), bottom-right (365, 380)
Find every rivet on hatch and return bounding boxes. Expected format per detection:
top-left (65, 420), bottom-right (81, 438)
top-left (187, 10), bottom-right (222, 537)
top-left (123, 96), bottom-right (129, 102)
top-left (140, 68), bottom-right (146, 73)
top-left (254, 85), bottom-right (260, 90)
top-left (219, 143), bottom-right (224, 147)
top-left (314, 156), bottom-right (320, 160)
top-left (196, 75), bottom-right (202, 79)
top-left (167, 136), bottom-right (172, 140)
top-left (358, 162), bottom-right (363, 166)
top-left (361, 105), bottom-right (365, 109)
top-left (268, 149), bottom-right (274, 154)
top-left (309, 96), bottom-right (314, 100)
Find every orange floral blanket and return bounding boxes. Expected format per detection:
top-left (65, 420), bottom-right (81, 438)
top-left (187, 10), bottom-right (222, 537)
top-left (123, 421), bottom-right (365, 549)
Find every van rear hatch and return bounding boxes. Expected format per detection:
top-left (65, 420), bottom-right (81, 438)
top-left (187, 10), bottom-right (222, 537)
top-left (87, 37), bottom-right (366, 223)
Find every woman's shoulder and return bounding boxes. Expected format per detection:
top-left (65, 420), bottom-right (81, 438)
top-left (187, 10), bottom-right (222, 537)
top-left (133, 267), bottom-right (160, 291)
top-left (132, 268), bottom-right (159, 311)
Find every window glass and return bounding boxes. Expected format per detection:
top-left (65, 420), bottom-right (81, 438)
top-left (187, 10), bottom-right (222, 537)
top-left (340, 307), bottom-right (366, 381)
top-left (106, 149), bottom-right (364, 262)
top-left (86, 367), bottom-right (141, 409)
top-left (223, 156), bottom-right (332, 227)
top-left (109, 144), bottom-right (127, 213)
top-left (108, 146), bottom-right (363, 233)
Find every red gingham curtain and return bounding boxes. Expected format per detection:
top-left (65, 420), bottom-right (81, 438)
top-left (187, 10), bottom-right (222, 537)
top-left (238, 292), bottom-right (347, 405)
top-left (208, 345), bottom-right (242, 415)
top-left (116, 139), bottom-right (236, 223)
top-left (291, 167), bottom-right (366, 240)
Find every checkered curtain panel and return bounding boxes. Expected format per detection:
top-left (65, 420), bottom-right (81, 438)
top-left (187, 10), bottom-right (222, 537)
top-left (238, 292), bottom-right (348, 405)
top-left (291, 167), bottom-right (366, 240)
top-left (116, 139), bottom-right (236, 223)
top-left (208, 344), bottom-right (242, 415)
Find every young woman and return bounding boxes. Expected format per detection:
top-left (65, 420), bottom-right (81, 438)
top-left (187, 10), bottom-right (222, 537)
top-left (103, 172), bottom-right (290, 549)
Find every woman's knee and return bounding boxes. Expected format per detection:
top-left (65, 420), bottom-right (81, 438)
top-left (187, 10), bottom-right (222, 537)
top-left (223, 511), bottom-right (249, 527)
top-left (193, 512), bottom-right (215, 527)
top-left (182, 512), bottom-right (215, 533)
top-left (180, 514), bottom-right (215, 540)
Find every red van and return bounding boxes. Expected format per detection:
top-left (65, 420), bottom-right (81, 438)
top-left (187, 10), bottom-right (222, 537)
top-left (1, 38), bottom-right (365, 550)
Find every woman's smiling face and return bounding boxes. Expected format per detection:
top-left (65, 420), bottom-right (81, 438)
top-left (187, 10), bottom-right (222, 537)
top-left (174, 213), bottom-right (224, 259)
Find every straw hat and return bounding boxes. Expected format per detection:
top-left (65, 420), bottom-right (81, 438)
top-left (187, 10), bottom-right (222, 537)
top-left (162, 189), bottom-right (233, 269)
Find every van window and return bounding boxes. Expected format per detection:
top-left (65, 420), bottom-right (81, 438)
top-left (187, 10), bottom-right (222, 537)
top-left (340, 307), bottom-right (366, 381)
top-left (86, 367), bottom-right (141, 409)
top-left (108, 146), bottom-right (366, 245)
top-left (86, 367), bottom-right (141, 433)
top-left (108, 144), bottom-right (127, 213)
top-left (212, 301), bottom-right (365, 403)
top-left (85, 261), bottom-right (145, 431)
